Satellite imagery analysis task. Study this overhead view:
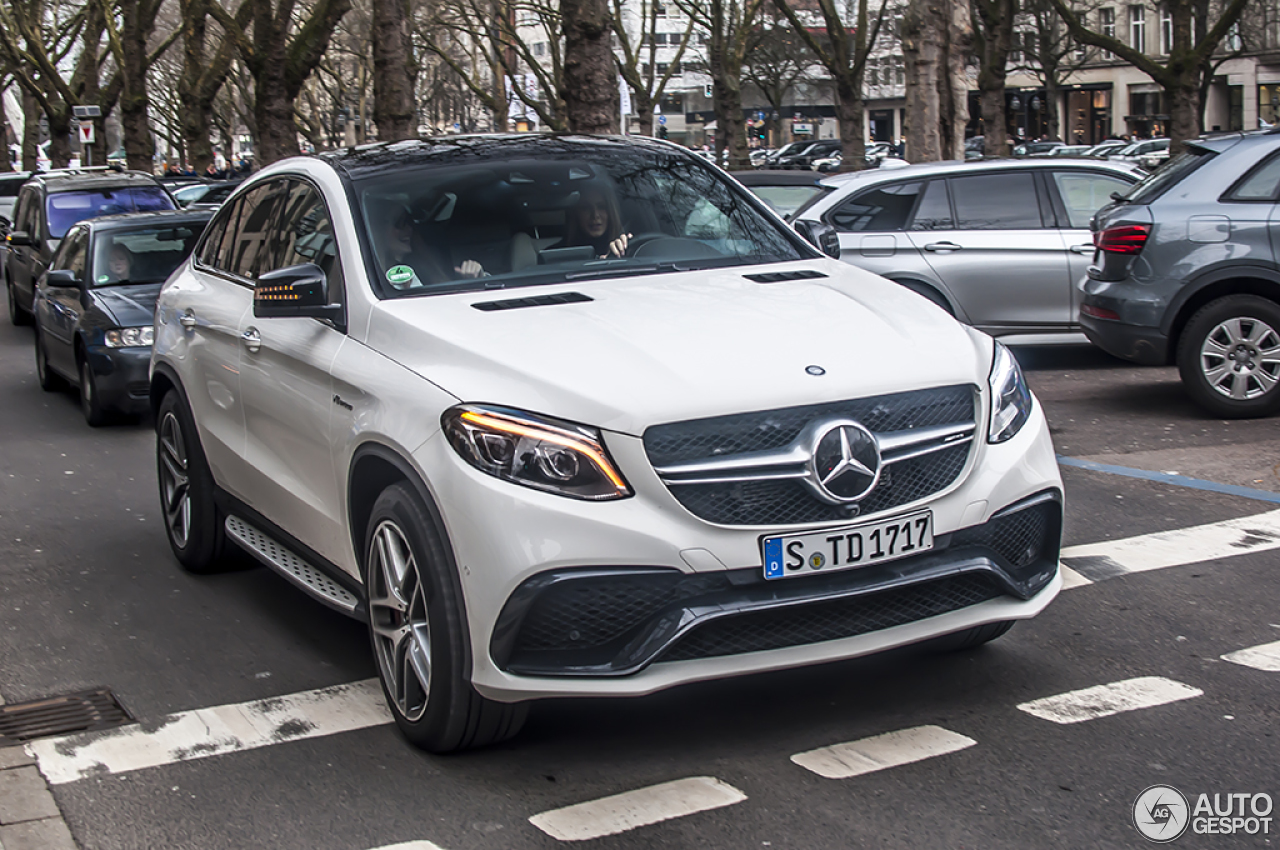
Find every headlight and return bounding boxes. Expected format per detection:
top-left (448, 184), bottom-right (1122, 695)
top-left (442, 404), bottom-right (632, 501)
top-left (988, 341), bottom-right (1032, 443)
top-left (103, 326), bottom-right (154, 348)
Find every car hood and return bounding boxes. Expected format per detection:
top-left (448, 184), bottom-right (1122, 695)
top-left (366, 260), bottom-right (991, 436)
top-left (91, 283), bottom-right (163, 327)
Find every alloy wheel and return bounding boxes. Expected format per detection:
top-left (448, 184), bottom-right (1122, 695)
top-left (158, 411), bottom-right (192, 548)
top-left (367, 519), bottom-right (432, 722)
top-left (1198, 316), bottom-right (1280, 400)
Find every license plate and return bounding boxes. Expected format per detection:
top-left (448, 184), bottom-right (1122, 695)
top-left (763, 511), bottom-right (933, 580)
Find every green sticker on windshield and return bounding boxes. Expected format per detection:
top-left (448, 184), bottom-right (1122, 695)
top-left (386, 265), bottom-right (414, 285)
top-left (98, 274), bottom-right (110, 282)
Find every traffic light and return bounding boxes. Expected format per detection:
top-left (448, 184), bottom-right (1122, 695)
top-left (704, 83), bottom-right (713, 99)
top-left (657, 126), bottom-right (669, 140)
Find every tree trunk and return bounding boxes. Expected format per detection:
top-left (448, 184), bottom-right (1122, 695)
top-left (975, 0), bottom-right (1014, 157)
top-left (903, 0), bottom-right (970, 162)
top-left (632, 90), bottom-right (654, 137)
top-left (0, 90), bottom-right (11, 172)
top-left (562, 0), bottom-right (618, 133)
top-left (177, 0), bottom-right (220, 173)
top-left (714, 74), bottom-right (748, 169)
top-left (835, 78), bottom-right (866, 173)
top-left (47, 108), bottom-right (72, 169)
top-left (371, 0), bottom-right (417, 141)
top-left (1044, 75), bottom-right (1061, 140)
top-left (120, 0), bottom-right (155, 172)
top-left (252, 12), bottom-right (296, 165)
top-left (22, 88), bottom-right (40, 172)
top-left (1166, 77), bottom-right (1200, 153)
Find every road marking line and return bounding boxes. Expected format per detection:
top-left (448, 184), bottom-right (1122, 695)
top-left (1059, 565), bottom-right (1092, 588)
top-left (1222, 640), bottom-right (1280, 672)
top-left (1057, 456), bottom-right (1280, 505)
top-left (27, 679), bottom-right (391, 785)
top-left (364, 843), bottom-right (449, 850)
top-left (528, 776), bottom-right (746, 842)
top-left (1017, 676), bottom-right (1202, 724)
top-left (1060, 508), bottom-right (1280, 582)
top-left (790, 725), bottom-right (976, 780)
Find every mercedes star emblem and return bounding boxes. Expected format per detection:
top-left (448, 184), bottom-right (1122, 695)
top-left (807, 420), bottom-right (882, 504)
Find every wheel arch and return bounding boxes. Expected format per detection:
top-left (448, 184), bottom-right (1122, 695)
top-left (890, 276), bottom-right (961, 318)
top-left (1163, 267), bottom-right (1280, 363)
top-left (149, 361), bottom-right (185, 419)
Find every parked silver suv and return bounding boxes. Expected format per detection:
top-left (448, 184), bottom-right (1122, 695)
top-left (1081, 129), bottom-right (1280, 417)
top-left (792, 158), bottom-right (1139, 344)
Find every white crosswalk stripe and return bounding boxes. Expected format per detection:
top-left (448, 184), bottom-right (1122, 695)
top-left (1221, 640), bottom-right (1280, 672)
top-left (1016, 676), bottom-right (1203, 724)
top-left (527, 776), bottom-right (746, 842)
top-left (790, 725), bottom-right (976, 779)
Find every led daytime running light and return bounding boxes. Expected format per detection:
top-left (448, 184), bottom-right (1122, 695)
top-left (458, 410), bottom-right (627, 490)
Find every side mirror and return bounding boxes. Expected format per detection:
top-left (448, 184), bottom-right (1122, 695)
top-left (7, 230), bottom-right (33, 247)
top-left (43, 269), bottom-right (80, 288)
top-left (253, 263), bottom-right (343, 324)
top-left (793, 220), bottom-right (841, 259)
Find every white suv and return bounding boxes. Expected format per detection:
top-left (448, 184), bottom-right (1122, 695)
top-left (151, 136), bottom-right (1063, 752)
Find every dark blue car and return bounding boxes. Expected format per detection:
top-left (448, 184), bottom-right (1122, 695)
top-left (32, 209), bottom-right (212, 425)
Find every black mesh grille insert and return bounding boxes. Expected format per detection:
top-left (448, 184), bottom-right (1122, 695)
top-left (644, 385), bottom-right (975, 466)
top-left (660, 574), bottom-right (1004, 662)
top-left (669, 443), bottom-right (970, 525)
top-left (952, 501), bottom-right (1053, 569)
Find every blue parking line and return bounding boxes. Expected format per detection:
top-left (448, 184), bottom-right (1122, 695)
top-left (1057, 455), bottom-right (1280, 504)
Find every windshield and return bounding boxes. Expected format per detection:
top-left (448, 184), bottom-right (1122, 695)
top-left (46, 187), bottom-right (175, 239)
top-left (1123, 146), bottom-right (1216, 205)
top-left (353, 144), bottom-right (810, 297)
top-left (91, 224), bottom-right (203, 286)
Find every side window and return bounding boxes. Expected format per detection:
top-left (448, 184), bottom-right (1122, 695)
top-left (828, 182), bottom-right (921, 232)
top-left (1052, 171), bottom-right (1133, 228)
top-left (197, 200), bottom-right (236, 269)
top-left (909, 180), bottom-right (954, 230)
top-left (1226, 154), bottom-right (1280, 202)
top-left (227, 181), bottom-right (289, 280)
top-left (949, 172), bottom-right (1044, 230)
top-left (13, 190), bottom-right (34, 234)
top-left (61, 228), bottom-right (89, 280)
top-left (263, 180), bottom-right (343, 292)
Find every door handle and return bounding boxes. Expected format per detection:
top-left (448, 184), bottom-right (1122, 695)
top-left (1069, 244), bottom-right (1093, 254)
top-left (241, 327), bottom-right (261, 353)
top-left (923, 241), bottom-right (962, 252)
top-left (179, 311), bottom-right (197, 329)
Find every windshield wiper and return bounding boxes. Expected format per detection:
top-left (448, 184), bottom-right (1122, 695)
top-left (564, 261), bottom-right (705, 282)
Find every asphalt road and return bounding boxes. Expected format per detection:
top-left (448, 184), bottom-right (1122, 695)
top-left (1, 313), bottom-right (1277, 850)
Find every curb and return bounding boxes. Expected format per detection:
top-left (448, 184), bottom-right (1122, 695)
top-left (0, 695), bottom-right (77, 850)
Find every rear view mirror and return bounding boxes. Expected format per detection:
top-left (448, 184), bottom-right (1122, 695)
top-left (43, 269), bottom-right (80, 288)
top-left (793, 220), bottom-right (841, 259)
top-left (253, 263), bottom-right (343, 325)
top-left (7, 230), bottom-right (33, 247)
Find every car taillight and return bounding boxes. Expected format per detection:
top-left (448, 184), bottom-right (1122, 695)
top-left (1094, 224), bottom-right (1151, 255)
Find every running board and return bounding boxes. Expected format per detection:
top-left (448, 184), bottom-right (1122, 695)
top-left (224, 516), bottom-right (359, 615)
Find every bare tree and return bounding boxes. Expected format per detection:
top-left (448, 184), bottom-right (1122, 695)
top-left (902, 0), bottom-right (972, 161)
top-left (972, 0), bottom-right (1016, 156)
top-left (741, 11), bottom-right (814, 149)
top-left (612, 0), bottom-right (696, 137)
top-left (675, 0), bottom-right (765, 169)
top-left (98, 0), bottom-right (179, 171)
top-left (371, 0), bottom-right (417, 140)
top-left (1012, 0), bottom-right (1101, 143)
top-left (1048, 0), bottom-right (1249, 152)
top-left (562, 0), bottom-right (617, 133)
top-left (177, 0), bottom-right (249, 172)
top-left (770, 0), bottom-right (889, 172)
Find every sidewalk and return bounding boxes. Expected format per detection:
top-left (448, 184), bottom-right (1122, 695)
top-left (0, 692), bottom-right (76, 850)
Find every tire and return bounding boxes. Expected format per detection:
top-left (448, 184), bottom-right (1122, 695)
top-left (1176, 295), bottom-right (1280, 419)
top-left (927, 620), bottom-right (1014, 653)
top-left (79, 357), bottom-right (108, 427)
top-left (156, 389), bottom-right (227, 572)
top-left (7, 279), bottom-right (29, 327)
top-left (364, 482), bottom-right (528, 752)
top-left (34, 327), bottom-right (63, 391)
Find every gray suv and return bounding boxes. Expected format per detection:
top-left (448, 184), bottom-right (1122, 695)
top-left (1081, 130), bottom-right (1280, 417)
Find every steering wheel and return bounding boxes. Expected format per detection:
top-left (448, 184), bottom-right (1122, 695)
top-left (623, 231), bottom-right (672, 258)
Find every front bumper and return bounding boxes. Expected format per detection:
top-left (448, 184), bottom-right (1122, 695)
top-left (84, 345), bottom-right (152, 414)
top-left (491, 491), bottom-right (1061, 677)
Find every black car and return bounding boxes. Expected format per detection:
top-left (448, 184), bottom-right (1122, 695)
top-left (0, 171), bottom-right (34, 284)
top-left (775, 139), bottom-right (842, 170)
top-left (6, 169), bottom-right (176, 325)
top-left (32, 209), bottom-right (212, 425)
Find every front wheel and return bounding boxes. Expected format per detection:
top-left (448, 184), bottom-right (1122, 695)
top-left (364, 482), bottom-right (527, 752)
top-left (156, 389), bottom-right (226, 572)
top-left (7, 280), bottom-right (29, 327)
top-left (1176, 295), bottom-right (1280, 419)
top-left (79, 358), bottom-right (107, 427)
top-left (34, 327), bottom-right (63, 391)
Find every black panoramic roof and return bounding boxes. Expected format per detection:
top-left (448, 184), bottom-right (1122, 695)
top-left (318, 133), bottom-right (688, 180)
top-left (79, 209), bottom-right (213, 231)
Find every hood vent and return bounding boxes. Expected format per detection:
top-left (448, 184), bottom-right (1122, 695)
top-left (473, 291), bottom-right (593, 311)
top-left (743, 269), bottom-right (828, 283)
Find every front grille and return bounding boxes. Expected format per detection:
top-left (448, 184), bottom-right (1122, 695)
top-left (667, 442), bottom-right (970, 526)
top-left (660, 574), bottom-right (1004, 662)
top-left (644, 386), bottom-right (976, 527)
top-left (644, 385), bottom-right (975, 466)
